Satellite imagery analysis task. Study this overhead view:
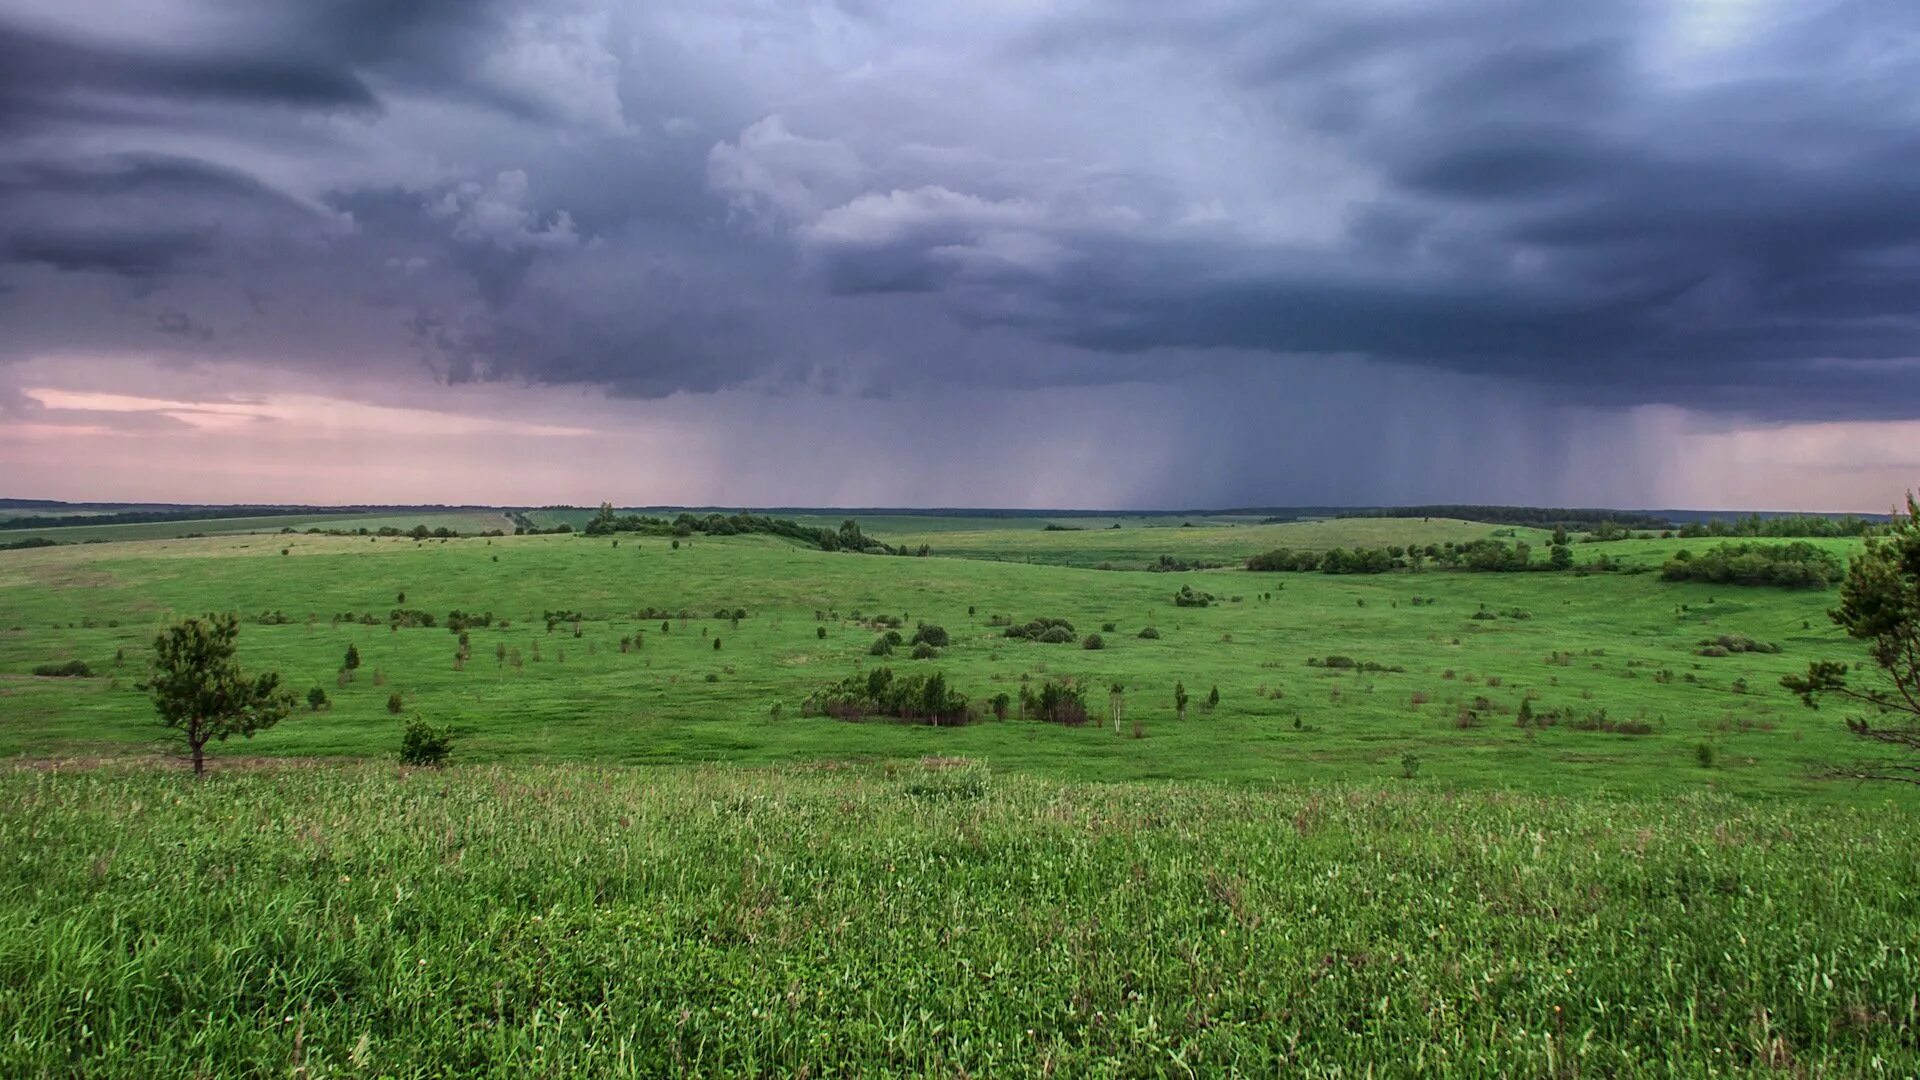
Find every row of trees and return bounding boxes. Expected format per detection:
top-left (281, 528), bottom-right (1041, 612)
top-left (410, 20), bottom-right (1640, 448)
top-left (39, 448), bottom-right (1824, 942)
top-left (1677, 514), bottom-right (1879, 539)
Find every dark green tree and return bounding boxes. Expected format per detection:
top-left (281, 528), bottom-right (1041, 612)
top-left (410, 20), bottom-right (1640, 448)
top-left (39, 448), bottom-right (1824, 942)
top-left (143, 613), bottom-right (295, 776)
top-left (1783, 494), bottom-right (1920, 783)
top-left (343, 643), bottom-right (360, 672)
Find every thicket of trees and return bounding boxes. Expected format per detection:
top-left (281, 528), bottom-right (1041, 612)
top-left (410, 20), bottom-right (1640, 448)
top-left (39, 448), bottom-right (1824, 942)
top-left (582, 504), bottom-right (896, 553)
top-left (802, 667), bottom-right (972, 725)
top-left (1660, 542), bottom-right (1846, 588)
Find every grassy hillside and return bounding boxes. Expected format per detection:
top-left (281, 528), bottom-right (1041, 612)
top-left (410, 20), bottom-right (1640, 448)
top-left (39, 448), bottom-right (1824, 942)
top-left (0, 526), bottom-right (1905, 802)
top-left (2, 761), bottom-right (1914, 1077)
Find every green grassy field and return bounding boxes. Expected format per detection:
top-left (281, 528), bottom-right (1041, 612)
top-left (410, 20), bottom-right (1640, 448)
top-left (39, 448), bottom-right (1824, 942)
top-left (0, 520), bottom-right (1906, 801)
top-left (3, 516), bottom-right (1916, 1074)
top-left (2, 762), bottom-right (1915, 1077)
top-left (881, 517), bottom-right (1553, 568)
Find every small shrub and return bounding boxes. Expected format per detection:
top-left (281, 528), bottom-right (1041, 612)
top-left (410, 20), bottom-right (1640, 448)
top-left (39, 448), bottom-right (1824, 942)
top-left (1173, 585), bottom-right (1213, 608)
top-left (306, 687), bottom-right (329, 711)
top-left (399, 715), bottom-right (453, 767)
top-left (1400, 752), bottom-right (1421, 779)
top-left (816, 626), bottom-right (827, 640)
top-left (386, 691), bottom-right (403, 714)
top-left (911, 623), bottom-right (950, 648)
top-left (1137, 626), bottom-right (1160, 639)
top-left (911, 642), bottom-right (938, 660)
top-left (1082, 633), bottom-right (1105, 650)
top-left (31, 660), bottom-right (92, 677)
top-left (1696, 741), bottom-right (1716, 768)
top-left (1101, 622), bottom-right (1117, 633)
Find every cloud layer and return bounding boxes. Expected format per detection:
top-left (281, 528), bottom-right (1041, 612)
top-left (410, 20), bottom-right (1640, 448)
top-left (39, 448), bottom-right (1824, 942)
top-left (2, 0), bottom-right (1917, 505)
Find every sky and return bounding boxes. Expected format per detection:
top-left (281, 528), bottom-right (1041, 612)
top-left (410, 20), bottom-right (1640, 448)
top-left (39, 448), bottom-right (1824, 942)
top-left (1, 0), bottom-right (1918, 511)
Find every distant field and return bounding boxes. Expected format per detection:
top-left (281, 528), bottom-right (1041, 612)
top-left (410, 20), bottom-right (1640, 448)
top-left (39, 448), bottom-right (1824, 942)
top-left (2, 510), bottom-right (515, 545)
top-left (2, 762), bottom-right (1913, 1075)
top-left (0, 525), bottom-right (1901, 803)
top-left (883, 517), bottom-right (1553, 568)
top-left (521, 509), bottom-right (1284, 535)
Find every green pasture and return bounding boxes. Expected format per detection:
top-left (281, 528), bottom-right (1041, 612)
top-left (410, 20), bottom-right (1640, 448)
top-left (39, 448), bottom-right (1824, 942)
top-left (0, 521), bottom-right (1904, 803)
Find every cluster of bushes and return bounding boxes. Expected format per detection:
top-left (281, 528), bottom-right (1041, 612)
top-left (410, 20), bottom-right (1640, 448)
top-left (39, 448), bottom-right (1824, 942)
top-left (1003, 617), bottom-right (1077, 643)
top-left (389, 608), bottom-right (437, 628)
top-left (1249, 539), bottom-right (1554, 574)
top-left (0, 537), bottom-right (59, 550)
top-left (583, 505), bottom-right (897, 554)
top-left (31, 660), bottom-right (92, 677)
top-left (1149, 554), bottom-right (1209, 572)
top-left (332, 612), bottom-right (386, 626)
top-left (252, 610), bottom-right (295, 625)
top-left (1697, 634), bottom-right (1782, 657)
top-left (1172, 585), bottom-right (1213, 607)
top-left (1529, 706), bottom-right (1654, 735)
top-left (802, 667), bottom-right (972, 725)
top-left (1309, 656), bottom-right (1404, 672)
top-left (1019, 680), bottom-right (1090, 725)
top-left (1469, 607), bottom-right (1532, 621)
top-left (1660, 542), bottom-right (1845, 588)
top-left (633, 606), bottom-right (690, 621)
top-left (446, 610), bottom-right (494, 632)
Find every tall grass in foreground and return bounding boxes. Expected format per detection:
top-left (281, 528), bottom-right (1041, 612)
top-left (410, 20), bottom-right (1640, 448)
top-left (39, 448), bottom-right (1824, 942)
top-left (1, 762), bottom-right (1916, 1076)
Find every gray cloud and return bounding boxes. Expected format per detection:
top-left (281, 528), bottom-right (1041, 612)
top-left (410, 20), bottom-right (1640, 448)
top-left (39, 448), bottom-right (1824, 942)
top-left (1, 0), bottom-right (1918, 464)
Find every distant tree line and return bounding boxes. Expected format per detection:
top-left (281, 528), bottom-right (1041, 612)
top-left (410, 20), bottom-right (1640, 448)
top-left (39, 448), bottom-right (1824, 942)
top-left (1675, 514), bottom-right (1878, 539)
top-left (0, 507), bottom-right (360, 531)
top-left (1337, 505), bottom-right (1672, 530)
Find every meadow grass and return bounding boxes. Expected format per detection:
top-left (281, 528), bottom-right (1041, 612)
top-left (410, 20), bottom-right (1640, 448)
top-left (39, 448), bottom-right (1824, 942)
top-left (1, 760), bottom-right (1915, 1077)
top-left (0, 523), bottom-right (1909, 802)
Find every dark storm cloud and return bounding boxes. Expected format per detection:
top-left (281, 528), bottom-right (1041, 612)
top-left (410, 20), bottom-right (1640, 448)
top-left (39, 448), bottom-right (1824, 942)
top-left (2, 0), bottom-right (1919, 421)
top-left (745, 0), bottom-right (1920, 417)
top-left (0, 20), bottom-right (377, 130)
